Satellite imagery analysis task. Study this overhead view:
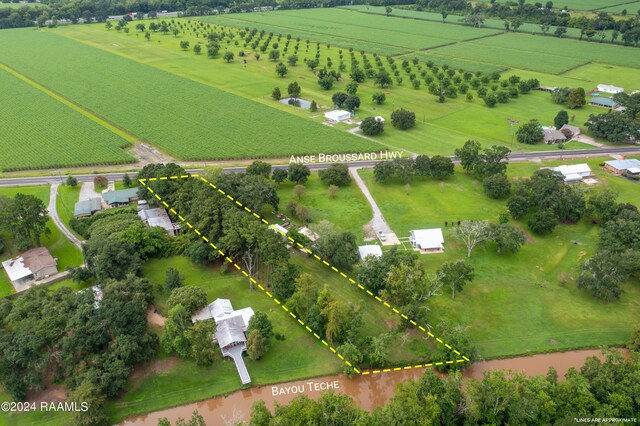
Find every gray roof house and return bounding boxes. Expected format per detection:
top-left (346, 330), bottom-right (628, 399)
top-left (559, 124), bottom-right (581, 137)
top-left (102, 187), bottom-right (139, 207)
top-left (589, 97), bottom-right (619, 109)
top-left (191, 299), bottom-right (255, 385)
top-left (74, 197), bottom-right (102, 217)
top-left (604, 159), bottom-right (640, 174)
top-left (543, 128), bottom-right (567, 144)
top-left (138, 207), bottom-right (179, 235)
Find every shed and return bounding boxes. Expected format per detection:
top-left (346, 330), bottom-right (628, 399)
top-left (74, 197), bottom-right (103, 217)
top-left (270, 224), bottom-right (289, 236)
top-left (102, 187), bottom-right (139, 207)
top-left (409, 229), bottom-right (444, 253)
top-left (589, 97), bottom-right (619, 109)
top-left (324, 110), bottom-right (351, 122)
top-left (596, 84), bottom-right (624, 94)
top-left (358, 245), bottom-right (383, 260)
top-left (627, 167), bottom-right (640, 175)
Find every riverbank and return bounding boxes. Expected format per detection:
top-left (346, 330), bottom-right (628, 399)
top-left (121, 348), bottom-right (628, 425)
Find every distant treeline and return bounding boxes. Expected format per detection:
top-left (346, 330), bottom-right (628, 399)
top-left (0, 0), bottom-right (409, 29)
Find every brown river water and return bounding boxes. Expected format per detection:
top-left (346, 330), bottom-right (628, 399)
top-left (121, 348), bottom-right (628, 425)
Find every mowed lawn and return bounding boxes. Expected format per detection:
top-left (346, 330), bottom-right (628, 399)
top-left (0, 185), bottom-right (83, 298)
top-left (359, 159), bottom-right (640, 358)
top-left (275, 173), bottom-right (372, 239)
top-left (474, 0), bottom-right (630, 11)
top-left (0, 29), bottom-right (378, 162)
top-left (203, 8), bottom-right (502, 55)
top-left (0, 67), bottom-right (133, 171)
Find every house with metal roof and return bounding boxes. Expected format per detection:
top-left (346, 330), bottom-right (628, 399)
top-left (138, 206), bottom-right (179, 235)
top-left (1, 247), bottom-right (58, 291)
top-left (604, 159), bottom-right (640, 174)
top-left (324, 110), bottom-right (351, 122)
top-left (589, 97), bottom-right (619, 109)
top-left (551, 164), bottom-right (593, 183)
top-left (409, 229), bottom-right (445, 253)
top-left (191, 299), bottom-right (255, 384)
top-left (596, 84), bottom-right (624, 94)
top-left (102, 187), bottom-right (139, 207)
top-left (74, 197), bottom-right (103, 218)
top-left (358, 245), bottom-right (383, 260)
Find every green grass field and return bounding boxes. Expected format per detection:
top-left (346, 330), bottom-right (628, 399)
top-left (202, 8), bottom-right (503, 55)
top-left (359, 158), bottom-right (640, 358)
top-left (0, 67), bottom-right (134, 171)
top-left (0, 29), bottom-right (379, 162)
top-left (597, 1), bottom-right (640, 12)
top-left (430, 31), bottom-right (640, 74)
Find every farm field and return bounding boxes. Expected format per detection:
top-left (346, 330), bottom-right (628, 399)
top-left (202, 8), bottom-right (503, 55)
top-left (0, 29), bottom-right (379, 162)
top-left (342, 5), bottom-right (593, 42)
top-left (598, 1), bottom-right (640, 12)
top-left (0, 67), bottom-right (134, 171)
top-left (54, 23), bottom-right (603, 160)
top-left (429, 31), bottom-right (640, 74)
top-left (561, 63), bottom-right (640, 92)
top-left (359, 157), bottom-right (640, 358)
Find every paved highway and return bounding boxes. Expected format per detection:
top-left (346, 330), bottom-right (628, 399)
top-left (1, 146), bottom-right (639, 187)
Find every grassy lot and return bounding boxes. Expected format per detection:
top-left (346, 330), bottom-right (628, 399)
top-left (561, 63), bottom-right (640, 92)
top-left (0, 29), bottom-right (378, 163)
top-left (359, 157), bottom-right (640, 358)
top-left (275, 173), bottom-right (372, 239)
top-left (0, 185), bottom-right (83, 298)
top-left (598, 1), bottom-right (640, 13)
top-left (474, 0), bottom-right (631, 11)
top-left (56, 184), bottom-right (80, 227)
top-left (0, 67), bottom-right (133, 172)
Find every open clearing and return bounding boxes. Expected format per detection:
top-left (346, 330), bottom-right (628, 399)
top-left (0, 67), bottom-right (134, 171)
top-left (0, 29), bottom-right (379, 163)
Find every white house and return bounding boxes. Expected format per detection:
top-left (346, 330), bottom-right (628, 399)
top-left (596, 84), bottom-right (624, 94)
top-left (409, 229), bottom-right (445, 253)
top-left (324, 110), bottom-right (351, 122)
top-left (551, 164), bottom-right (593, 183)
top-left (358, 245), bottom-right (383, 260)
top-left (191, 299), bottom-right (255, 384)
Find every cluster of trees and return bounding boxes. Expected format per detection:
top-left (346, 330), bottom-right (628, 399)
top-left (249, 345), bottom-right (640, 424)
top-left (373, 155), bottom-right (454, 183)
top-left (577, 189), bottom-right (640, 301)
top-left (551, 87), bottom-right (586, 109)
top-left (455, 141), bottom-right (512, 198)
top-left (507, 168), bottom-right (586, 235)
top-left (0, 276), bottom-right (157, 425)
top-left (586, 92), bottom-right (640, 143)
top-left (0, 193), bottom-right (49, 251)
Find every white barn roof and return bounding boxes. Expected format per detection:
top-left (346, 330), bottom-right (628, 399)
top-left (410, 229), bottom-right (444, 250)
top-left (552, 164), bottom-right (592, 177)
top-left (324, 110), bottom-right (351, 122)
top-left (2, 256), bottom-right (32, 283)
top-left (597, 84), bottom-right (624, 94)
top-left (270, 224), bottom-right (288, 235)
top-left (358, 245), bottom-right (383, 260)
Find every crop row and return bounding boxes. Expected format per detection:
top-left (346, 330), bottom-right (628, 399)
top-left (0, 68), bottom-right (134, 172)
top-left (203, 8), bottom-right (502, 53)
top-left (0, 29), bottom-right (379, 161)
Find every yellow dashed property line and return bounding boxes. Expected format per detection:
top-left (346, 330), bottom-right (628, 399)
top-left (138, 180), bottom-right (356, 374)
top-left (139, 177), bottom-right (470, 371)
